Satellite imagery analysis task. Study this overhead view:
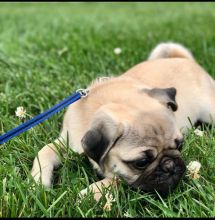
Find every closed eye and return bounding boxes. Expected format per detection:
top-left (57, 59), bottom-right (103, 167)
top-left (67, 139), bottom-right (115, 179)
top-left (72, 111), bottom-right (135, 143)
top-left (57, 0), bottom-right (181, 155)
top-left (133, 158), bottom-right (149, 169)
top-left (122, 149), bottom-right (155, 170)
top-left (122, 158), bottom-right (149, 170)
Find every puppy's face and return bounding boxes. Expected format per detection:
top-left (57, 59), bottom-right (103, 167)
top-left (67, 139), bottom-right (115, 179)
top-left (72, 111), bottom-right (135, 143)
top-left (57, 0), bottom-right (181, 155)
top-left (81, 87), bottom-right (186, 196)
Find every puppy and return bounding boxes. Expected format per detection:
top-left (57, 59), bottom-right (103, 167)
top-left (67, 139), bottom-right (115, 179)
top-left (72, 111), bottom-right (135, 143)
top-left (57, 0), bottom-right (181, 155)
top-left (31, 42), bottom-right (215, 200)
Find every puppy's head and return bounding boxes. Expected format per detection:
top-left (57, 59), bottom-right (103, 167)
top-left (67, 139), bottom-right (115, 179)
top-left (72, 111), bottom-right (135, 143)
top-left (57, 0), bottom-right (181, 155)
top-left (81, 87), bottom-right (186, 197)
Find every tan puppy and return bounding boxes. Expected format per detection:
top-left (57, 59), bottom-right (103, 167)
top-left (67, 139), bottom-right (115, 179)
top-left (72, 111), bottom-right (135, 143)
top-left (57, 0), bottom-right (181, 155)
top-left (31, 42), bottom-right (215, 200)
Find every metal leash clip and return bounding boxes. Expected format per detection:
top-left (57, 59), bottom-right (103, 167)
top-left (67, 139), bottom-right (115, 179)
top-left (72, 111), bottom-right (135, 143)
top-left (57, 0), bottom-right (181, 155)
top-left (76, 88), bottom-right (89, 98)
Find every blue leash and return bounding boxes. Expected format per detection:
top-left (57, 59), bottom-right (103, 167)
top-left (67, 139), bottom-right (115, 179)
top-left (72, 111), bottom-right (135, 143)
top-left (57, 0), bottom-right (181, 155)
top-left (0, 89), bottom-right (89, 145)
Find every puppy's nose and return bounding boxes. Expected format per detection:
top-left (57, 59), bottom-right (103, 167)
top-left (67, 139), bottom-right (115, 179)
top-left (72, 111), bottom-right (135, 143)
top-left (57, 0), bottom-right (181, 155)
top-left (160, 157), bottom-right (176, 174)
top-left (174, 138), bottom-right (184, 150)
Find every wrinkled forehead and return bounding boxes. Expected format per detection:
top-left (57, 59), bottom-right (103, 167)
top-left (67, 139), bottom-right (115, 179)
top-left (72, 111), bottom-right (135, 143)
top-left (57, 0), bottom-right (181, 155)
top-left (109, 121), bottom-right (176, 161)
top-left (108, 109), bottom-right (178, 161)
top-left (114, 145), bottom-right (156, 161)
top-left (130, 117), bottom-right (175, 140)
top-left (134, 110), bottom-right (176, 132)
top-left (109, 129), bottom-right (158, 161)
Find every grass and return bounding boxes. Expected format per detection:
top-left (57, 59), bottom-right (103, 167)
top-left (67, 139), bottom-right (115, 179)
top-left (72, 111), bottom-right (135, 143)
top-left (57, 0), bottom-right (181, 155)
top-left (0, 2), bottom-right (215, 217)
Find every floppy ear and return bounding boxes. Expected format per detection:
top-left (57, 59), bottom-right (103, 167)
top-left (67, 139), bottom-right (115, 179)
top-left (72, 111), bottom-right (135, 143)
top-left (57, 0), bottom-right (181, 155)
top-left (81, 113), bottom-right (123, 165)
top-left (144, 87), bottom-right (178, 111)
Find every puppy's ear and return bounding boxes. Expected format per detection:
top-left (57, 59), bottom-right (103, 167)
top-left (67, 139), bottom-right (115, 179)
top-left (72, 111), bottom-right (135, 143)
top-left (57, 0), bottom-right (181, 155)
top-left (144, 87), bottom-right (178, 111)
top-left (81, 128), bottom-right (109, 164)
top-left (81, 112), bottom-right (123, 164)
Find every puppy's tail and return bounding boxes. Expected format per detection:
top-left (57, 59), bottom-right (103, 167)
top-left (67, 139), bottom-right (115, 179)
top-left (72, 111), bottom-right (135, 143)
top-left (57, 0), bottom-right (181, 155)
top-left (148, 42), bottom-right (195, 61)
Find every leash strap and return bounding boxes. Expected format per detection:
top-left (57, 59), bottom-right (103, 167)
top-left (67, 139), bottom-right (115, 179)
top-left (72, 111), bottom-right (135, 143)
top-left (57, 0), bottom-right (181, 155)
top-left (0, 89), bottom-right (89, 145)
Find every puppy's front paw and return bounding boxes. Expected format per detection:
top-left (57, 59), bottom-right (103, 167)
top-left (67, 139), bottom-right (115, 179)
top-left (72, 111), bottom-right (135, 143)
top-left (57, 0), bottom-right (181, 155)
top-left (31, 159), bottom-right (53, 187)
top-left (31, 169), bottom-right (51, 187)
top-left (78, 186), bottom-right (103, 202)
top-left (78, 178), bottom-right (118, 202)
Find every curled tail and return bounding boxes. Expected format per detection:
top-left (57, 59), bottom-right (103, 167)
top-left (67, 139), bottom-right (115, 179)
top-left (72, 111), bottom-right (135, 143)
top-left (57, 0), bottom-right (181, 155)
top-left (148, 42), bottom-right (195, 61)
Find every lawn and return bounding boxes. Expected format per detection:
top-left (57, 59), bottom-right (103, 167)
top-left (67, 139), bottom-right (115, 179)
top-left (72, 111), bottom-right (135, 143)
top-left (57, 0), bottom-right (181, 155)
top-left (0, 2), bottom-right (215, 217)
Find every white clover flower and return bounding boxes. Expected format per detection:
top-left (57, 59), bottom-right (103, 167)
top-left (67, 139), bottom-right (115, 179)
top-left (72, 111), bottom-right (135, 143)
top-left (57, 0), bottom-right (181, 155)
top-left (58, 47), bottom-right (68, 56)
top-left (114, 47), bottom-right (122, 55)
top-left (194, 128), bottom-right (204, 137)
top-left (29, 183), bottom-right (36, 192)
top-left (124, 210), bottom-right (133, 218)
top-left (103, 193), bottom-right (115, 211)
top-left (187, 161), bottom-right (201, 180)
top-left (15, 106), bottom-right (26, 119)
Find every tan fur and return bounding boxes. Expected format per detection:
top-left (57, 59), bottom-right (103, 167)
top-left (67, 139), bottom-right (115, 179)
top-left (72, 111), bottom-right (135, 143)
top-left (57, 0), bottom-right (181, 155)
top-left (148, 42), bottom-right (195, 60)
top-left (31, 42), bottom-right (215, 201)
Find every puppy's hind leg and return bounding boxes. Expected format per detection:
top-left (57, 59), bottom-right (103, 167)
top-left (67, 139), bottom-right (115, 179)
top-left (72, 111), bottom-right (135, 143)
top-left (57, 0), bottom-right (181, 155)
top-left (31, 138), bottom-right (65, 187)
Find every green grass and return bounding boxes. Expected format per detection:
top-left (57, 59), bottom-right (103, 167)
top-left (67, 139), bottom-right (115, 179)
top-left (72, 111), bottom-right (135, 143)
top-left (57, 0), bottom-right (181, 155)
top-left (0, 2), bottom-right (215, 217)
